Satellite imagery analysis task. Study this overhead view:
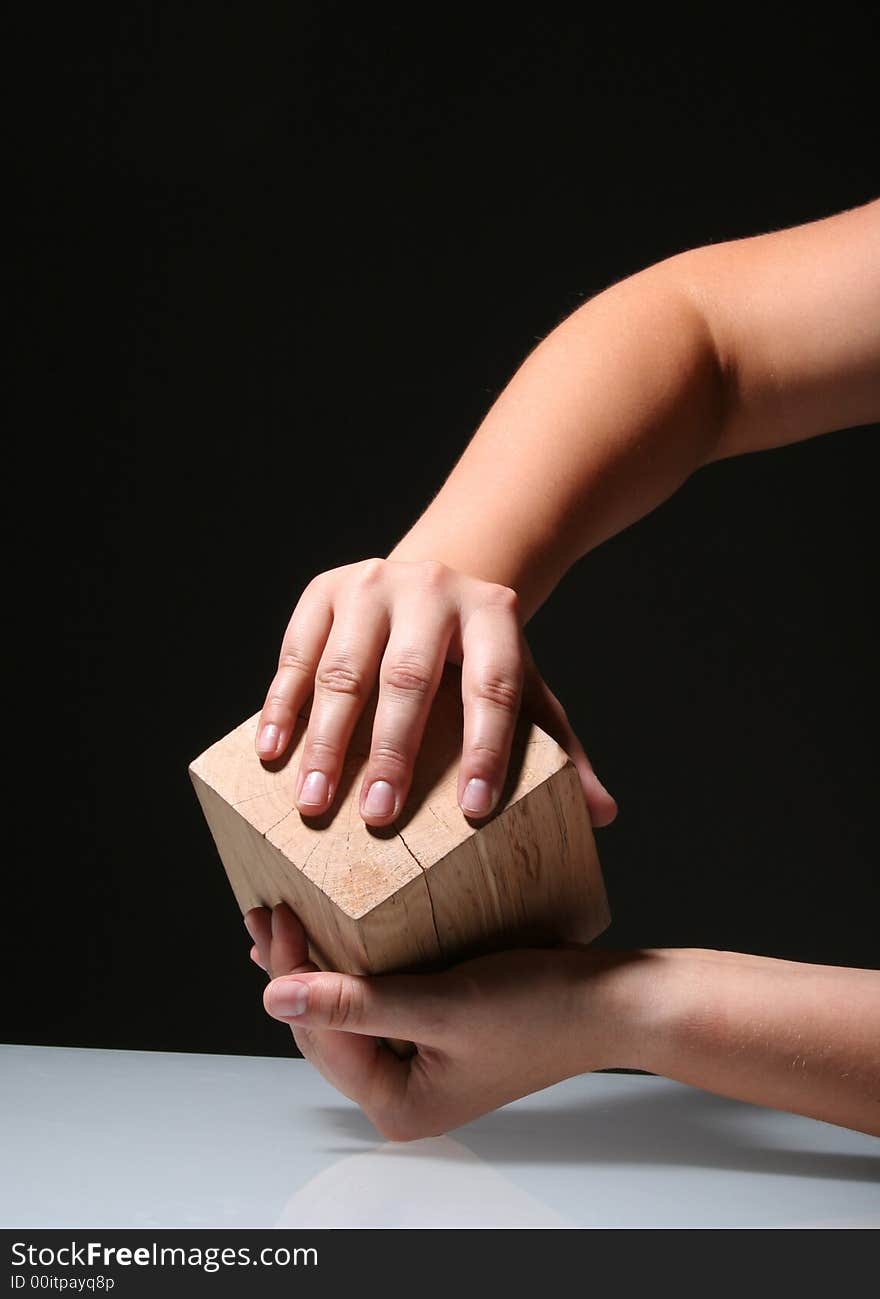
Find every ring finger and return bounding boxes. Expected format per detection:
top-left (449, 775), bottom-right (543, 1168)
top-left (293, 595), bottom-right (391, 814)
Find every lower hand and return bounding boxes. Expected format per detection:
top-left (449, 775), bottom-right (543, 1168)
top-left (245, 903), bottom-right (658, 1140)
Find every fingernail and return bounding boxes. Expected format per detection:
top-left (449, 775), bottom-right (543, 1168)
top-left (299, 770), bottom-right (329, 806)
top-left (363, 779), bottom-right (395, 817)
top-left (259, 723), bottom-right (280, 755)
top-left (462, 777), bottom-right (493, 816)
top-left (275, 980), bottom-right (309, 1018)
top-left (244, 914), bottom-right (257, 942)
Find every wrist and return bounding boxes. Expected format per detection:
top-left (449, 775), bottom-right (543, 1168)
top-left (387, 523), bottom-right (572, 622)
top-left (596, 947), bottom-right (766, 1076)
top-left (387, 533), bottom-right (520, 588)
top-left (574, 947), bottom-right (697, 1073)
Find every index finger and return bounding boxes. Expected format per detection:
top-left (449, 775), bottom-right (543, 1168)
top-left (457, 587), bottom-right (524, 818)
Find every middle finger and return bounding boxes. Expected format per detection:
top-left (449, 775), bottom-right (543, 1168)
top-left (358, 596), bottom-right (456, 824)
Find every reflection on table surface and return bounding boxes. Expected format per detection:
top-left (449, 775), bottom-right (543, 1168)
top-left (2, 1045), bottom-right (877, 1228)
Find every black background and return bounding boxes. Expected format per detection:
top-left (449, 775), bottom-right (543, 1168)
top-left (5, 6), bottom-right (878, 1056)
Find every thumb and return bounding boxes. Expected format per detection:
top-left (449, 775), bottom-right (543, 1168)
top-left (520, 658), bottom-right (618, 827)
top-left (264, 968), bottom-right (453, 1044)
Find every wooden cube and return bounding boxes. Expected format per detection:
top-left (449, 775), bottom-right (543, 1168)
top-left (189, 665), bottom-right (610, 976)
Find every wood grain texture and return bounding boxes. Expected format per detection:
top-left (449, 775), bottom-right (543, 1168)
top-left (189, 665), bottom-right (610, 978)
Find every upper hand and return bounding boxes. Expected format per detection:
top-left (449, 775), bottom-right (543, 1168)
top-left (255, 557), bottom-right (616, 827)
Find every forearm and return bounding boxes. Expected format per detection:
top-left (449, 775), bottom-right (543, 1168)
top-left (389, 258), bottom-right (726, 619)
top-left (389, 200), bottom-right (880, 622)
top-left (607, 948), bottom-right (880, 1136)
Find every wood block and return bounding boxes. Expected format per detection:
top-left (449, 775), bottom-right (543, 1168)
top-left (189, 665), bottom-right (610, 979)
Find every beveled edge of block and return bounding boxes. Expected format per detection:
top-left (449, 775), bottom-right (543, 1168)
top-left (188, 709), bottom-right (574, 922)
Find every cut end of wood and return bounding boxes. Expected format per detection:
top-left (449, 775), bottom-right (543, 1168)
top-left (189, 664), bottom-right (610, 974)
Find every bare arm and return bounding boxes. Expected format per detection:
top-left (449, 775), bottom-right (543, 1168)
top-left (635, 948), bottom-right (880, 1136)
top-left (254, 905), bottom-right (880, 1139)
top-left (390, 199), bottom-right (880, 618)
top-left (254, 200), bottom-right (878, 827)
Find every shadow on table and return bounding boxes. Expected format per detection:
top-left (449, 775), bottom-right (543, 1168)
top-left (312, 1085), bottom-right (880, 1185)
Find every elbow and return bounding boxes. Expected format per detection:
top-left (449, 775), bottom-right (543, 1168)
top-left (656, 247), bottom-right (742, 465)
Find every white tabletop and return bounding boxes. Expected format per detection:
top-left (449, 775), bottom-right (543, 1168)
top-left (1, 1044), bottom-right (877, 1229)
